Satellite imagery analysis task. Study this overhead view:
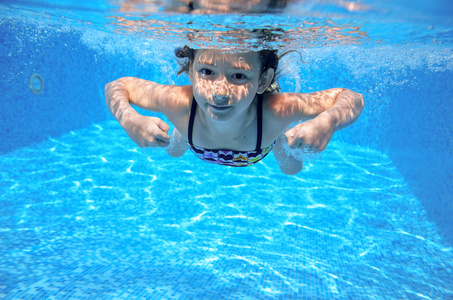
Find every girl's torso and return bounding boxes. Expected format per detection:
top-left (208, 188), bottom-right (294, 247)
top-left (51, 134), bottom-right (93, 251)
top-left (164, 87), bottom-right (293, 153)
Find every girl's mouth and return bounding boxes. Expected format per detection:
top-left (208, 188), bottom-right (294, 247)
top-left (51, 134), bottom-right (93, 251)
top-left (209, 104), bottom-right (231, 111)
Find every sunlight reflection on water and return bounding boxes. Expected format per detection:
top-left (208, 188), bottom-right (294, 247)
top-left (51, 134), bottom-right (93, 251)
top-left (1, 120), bottom-right (452, 298)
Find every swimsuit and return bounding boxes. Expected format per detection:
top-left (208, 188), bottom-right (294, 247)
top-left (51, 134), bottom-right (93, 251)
top-left (187, 94), bottom-right (274, 167)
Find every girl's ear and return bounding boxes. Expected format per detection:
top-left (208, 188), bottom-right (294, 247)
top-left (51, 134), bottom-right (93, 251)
top-left (257, 68), bottom-right (275, 94)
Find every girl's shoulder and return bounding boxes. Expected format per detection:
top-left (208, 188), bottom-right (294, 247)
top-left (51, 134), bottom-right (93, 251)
top-left (261, 92), bottom-right (298, 144)
top-left (167, 85), bottom-right (193, 104)
top-left (262, 92), bottom-right (301, 122)
top-left (160, 85), bottom-right (193, 113)
top-left (160, 85), bottom-right (193, 132)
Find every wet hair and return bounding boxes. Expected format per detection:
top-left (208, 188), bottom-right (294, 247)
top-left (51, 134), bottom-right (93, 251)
top-left (175, 46), bottom-right (196, 75)
top-left (174, 46), bottom-right (281, 89)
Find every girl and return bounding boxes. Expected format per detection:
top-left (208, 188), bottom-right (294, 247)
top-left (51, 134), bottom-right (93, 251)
top-left (105, 47), bottom-right (364, 175)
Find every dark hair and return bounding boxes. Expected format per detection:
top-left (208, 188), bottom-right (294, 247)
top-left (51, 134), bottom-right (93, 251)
top-left (174, 46), bottom-right (281, 86)
top-left (175, 46), bottom-right (196, 75)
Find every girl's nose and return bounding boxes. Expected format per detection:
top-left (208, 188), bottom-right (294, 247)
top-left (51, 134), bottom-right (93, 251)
top-left (212, 79), bottom-right (229, 103)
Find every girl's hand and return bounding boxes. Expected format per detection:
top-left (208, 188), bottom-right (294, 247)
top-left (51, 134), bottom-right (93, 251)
top-left (166, 128), bottom-right (189, 157)
top-left (273, 134), bottom-right (303, 175)
top-left (122, 114), bottom-right (170, 148)
top-left (284, 114), bottom-right (335, 152)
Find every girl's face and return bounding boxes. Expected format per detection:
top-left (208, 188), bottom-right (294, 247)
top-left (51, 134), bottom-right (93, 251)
top-left (189, 49), bottom-right (272, 122)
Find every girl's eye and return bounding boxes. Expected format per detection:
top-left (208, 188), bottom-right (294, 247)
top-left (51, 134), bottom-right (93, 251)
top-left (200, 69), bottom-right (214, 76)
top-left (232, 73), bottom-right (247, 80)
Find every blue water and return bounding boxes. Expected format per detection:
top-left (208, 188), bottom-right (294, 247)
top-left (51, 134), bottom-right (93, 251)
top-left (1, 121), bottom-right (452, 299)
top-left (1, 0), bottom-right (453, 299)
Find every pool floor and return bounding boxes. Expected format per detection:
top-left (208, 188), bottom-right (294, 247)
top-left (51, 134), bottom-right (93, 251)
top-left (0, 121), bottom-right (452, 299)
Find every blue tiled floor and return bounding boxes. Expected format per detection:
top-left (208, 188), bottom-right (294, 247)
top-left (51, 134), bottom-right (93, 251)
top-left (0, 121), bottom-right (452, 299)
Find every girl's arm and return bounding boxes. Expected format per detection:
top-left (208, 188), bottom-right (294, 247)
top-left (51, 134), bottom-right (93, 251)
top-left (269, 88), bottom-right (363, 175)
top-left (104, 77), bottom-right (190, 148)
top-left (107, 77), bottom-right (191, 111)
top-left (281, 88), bottom-right (364, 150)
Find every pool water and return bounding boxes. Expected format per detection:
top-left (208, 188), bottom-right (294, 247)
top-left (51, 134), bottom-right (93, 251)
top-left (1, 0), bottom-right (453, 299)
top-left (1, 121), bottom-right (452, 299)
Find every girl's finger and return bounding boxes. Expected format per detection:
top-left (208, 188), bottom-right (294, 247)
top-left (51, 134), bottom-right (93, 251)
top-left (154, 118), bottom-right (170, 133)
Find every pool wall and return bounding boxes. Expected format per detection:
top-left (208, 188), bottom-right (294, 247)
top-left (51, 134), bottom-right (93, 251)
top-left (1, 21), bottom-right (108, 153)
top-left (385, 68), bottom-right (453, 244)
top-left (1, 19), bottom-right (452, 245)
top-left (299, 46), bottom-right (453, 244)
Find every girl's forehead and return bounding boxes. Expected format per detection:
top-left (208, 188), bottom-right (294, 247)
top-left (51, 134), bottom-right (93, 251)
top-left (194, 50), bottom-right (260, 69)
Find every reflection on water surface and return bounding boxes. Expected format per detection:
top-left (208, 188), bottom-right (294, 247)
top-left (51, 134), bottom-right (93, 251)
top-left (107, 14), bottom-right (367, 50)
top-left (2, 0), bottom-right (451, 50)
top-left (117, 0), bottom-right (293, 13)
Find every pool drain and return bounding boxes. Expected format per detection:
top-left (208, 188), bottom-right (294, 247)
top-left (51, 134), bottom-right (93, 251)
top-left (29, 73), bottom-right (44, 94)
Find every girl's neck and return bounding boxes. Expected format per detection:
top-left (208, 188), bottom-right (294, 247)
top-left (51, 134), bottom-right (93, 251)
top-left (198, 97), bottom-right (258, 139)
